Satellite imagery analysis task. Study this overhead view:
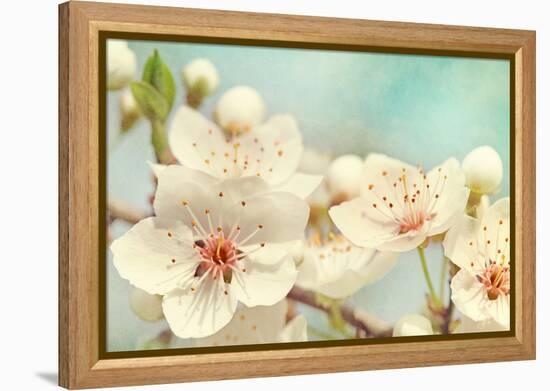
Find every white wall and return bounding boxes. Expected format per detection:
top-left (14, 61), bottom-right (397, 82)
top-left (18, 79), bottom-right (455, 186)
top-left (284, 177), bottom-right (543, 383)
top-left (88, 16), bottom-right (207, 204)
top-left (1, 0), bottom-right (546, 390)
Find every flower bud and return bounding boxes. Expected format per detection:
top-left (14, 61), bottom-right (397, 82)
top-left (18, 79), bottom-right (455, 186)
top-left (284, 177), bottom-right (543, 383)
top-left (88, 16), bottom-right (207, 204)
top-left (181, 58), bottom-right (219, 107)
top-left (327, 154), bottom-right (363, 203)
top-left (393, 314), bottom-right (434, 337)
top-left (214, 86), bottom-right (265, 135)
top-left (107, 40), bottom-right (137, 91)
top-left (119, 88), bottom-right (141, 132)
top-left (129, 286), bottom-right (164, 322)
top-left (462, 146), bottom-right (503, 194)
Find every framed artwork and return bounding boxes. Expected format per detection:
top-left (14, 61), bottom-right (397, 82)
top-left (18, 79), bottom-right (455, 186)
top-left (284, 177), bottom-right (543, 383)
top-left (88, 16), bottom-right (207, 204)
top-left (58, 1), bottom-right (536, 389)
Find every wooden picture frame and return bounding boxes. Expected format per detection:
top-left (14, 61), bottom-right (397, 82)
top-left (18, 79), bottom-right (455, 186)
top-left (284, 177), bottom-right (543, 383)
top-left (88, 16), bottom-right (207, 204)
top-left (59, 1), bottom-right (536, 389)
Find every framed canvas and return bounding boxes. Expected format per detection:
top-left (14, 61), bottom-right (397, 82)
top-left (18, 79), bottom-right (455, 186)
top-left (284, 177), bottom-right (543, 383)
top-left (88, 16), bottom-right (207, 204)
top-left (58, 1), bottom-right (536, 389)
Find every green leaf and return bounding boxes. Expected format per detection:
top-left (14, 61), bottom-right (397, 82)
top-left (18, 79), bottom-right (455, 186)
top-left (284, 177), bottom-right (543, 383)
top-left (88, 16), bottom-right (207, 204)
top-left (130, 81), bottom-right (170, 121)
top-left (141, 50), bottom-right (159, 85)
top-left (141, 50), bottom-right (176, 112)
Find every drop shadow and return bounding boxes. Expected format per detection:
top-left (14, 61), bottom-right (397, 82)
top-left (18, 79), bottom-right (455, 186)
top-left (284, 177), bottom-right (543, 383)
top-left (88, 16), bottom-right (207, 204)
top-left (35, 372), bottom-right (58, 385)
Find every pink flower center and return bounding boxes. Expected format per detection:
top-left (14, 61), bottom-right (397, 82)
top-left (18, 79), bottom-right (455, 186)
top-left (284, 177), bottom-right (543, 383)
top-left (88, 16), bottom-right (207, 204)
top-left (193, 236), bottom-right (238, 282)
top-left (399, 211), bottom-right (427, 234)
top-left (366, 166), bottom-right (445, 234)
top-left (476, 263), bottom-right (510, 301)
top-left (198, 237), bottom-right (237, 265)
top-left (167, 194), bottom-right (267, 293)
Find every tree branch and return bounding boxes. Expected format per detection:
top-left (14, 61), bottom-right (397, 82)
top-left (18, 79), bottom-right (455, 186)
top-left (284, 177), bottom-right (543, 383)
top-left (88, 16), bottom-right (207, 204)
top-left (287, 286), bottom-right (393, 338)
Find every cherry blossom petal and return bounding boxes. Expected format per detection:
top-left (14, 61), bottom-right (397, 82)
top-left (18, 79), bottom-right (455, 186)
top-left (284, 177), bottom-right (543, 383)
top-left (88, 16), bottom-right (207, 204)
top-left (358, 153), bottom-right (422, 221)
top-left (426, 158), bottom-right (469, 235)
top-left (162, 281), bottom-right (238, 338)
top-left (477, 197), bottom-right (510, 261)
top-left (295, 254), bottom-right (323, 290)
top-left (360, 153), bottom-right (418, 196)
top-left (443, 214), bottom-right (482, 273)
top-left (484, 294), bottom-right (510, 329)
top-left (274, 172), bottom-right (323, 198)
top-left (329, 197), bottom-right (398, 249)
top-left (279, 315), bottom-right (308, 343)
top-left (154, 165), bottom-right (268, 233)
top-left (374, 224), bottom-right (431, 252)
top-left (455, 314), bottom-right (508, 333)
top-left (297, 243), bottom-right (398, 299)
top-left (393, 314), bottom-right (434, 337)
top-left (197, 301), bottom-right (288, 346)
top-left (231, 255), bottom-right (297, 307)
top-left (148, 161), bottom-right (167, 178)
top-left (307, 269), bottom-right (366, 299)
top-left (155, 165), bottom-right (308, 252)
top-left (153, 165), bottom-right (221, 227)
top-left (110, 217), bottom-right (200, 295)
top-left (168, 106), bottom-right (228, 176)
top-left (356, 250), bottom-right (399, 285)
top-left (224, 190), bottom-right (310, 246)
top-left (239, 114), bottom-right (303, 185)
top-left (239, 242), bottom-right (294, 265)
top-left (168, 108), bottom-right (303, 186)
top-left (450, 269), bottom-right (491, 322)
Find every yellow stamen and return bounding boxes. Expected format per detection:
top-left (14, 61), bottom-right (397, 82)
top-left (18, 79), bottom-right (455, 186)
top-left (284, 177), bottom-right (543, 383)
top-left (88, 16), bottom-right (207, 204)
top-left (401, 174), bottom-right (416, 219)
top-left (216, 236), bottom-right (224, 258)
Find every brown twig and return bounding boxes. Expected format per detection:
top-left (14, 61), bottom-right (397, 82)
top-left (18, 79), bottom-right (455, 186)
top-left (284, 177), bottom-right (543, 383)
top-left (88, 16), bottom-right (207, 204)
top-left (287, 286), bottom-right (393, 338)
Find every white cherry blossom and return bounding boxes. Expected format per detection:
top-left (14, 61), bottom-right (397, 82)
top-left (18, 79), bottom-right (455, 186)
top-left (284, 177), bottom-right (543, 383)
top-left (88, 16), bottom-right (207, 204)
top-left (196, 300), bottom-right (307, 346)
top-left (393, 314), bottom-right (434, 337)
top-left (111, 165), bottom-right (309, 338)
top-left (329, 154), bottom-right (470, 252)
top-left (297, 234), bottom-right (397, 299)
top-left (167, 105), bottom-right (322, 198)
top-left (443, 197), bottom-right (510, 329)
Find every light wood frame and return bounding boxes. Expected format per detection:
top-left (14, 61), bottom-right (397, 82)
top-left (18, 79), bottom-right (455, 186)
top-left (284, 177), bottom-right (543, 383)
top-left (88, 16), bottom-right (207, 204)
top-left (59, 1), bottom-right (536, 389)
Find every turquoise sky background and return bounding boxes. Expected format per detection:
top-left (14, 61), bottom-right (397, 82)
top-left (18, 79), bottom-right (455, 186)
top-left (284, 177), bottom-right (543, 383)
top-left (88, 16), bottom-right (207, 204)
top-left (106, 39), bottom-right (510, 352)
